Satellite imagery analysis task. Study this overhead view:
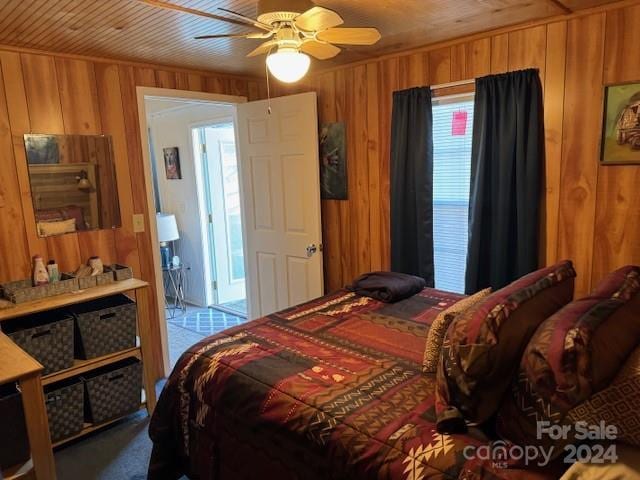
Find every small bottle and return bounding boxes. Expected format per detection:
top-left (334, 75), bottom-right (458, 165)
top-left (47, 260), bottom-right (60, 282)
top-left (33, 255), bottom-right (49, 286)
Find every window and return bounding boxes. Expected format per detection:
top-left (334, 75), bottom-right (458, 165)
top-left (432, 93), bottom-right (474, 293)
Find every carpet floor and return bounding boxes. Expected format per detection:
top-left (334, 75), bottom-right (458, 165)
top-left (54, 322), bottom-right (205, 479)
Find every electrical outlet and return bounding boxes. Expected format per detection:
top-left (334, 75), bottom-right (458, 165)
top-left (133, 214), bottom-right (145, 233)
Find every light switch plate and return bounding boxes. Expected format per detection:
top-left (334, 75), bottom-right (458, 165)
top-left (133, 214), bottom-right (145, 233)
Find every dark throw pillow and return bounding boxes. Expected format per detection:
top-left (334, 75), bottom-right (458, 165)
top-left (436, 260), bottom-right (576, 433)
top-left (496, 265), bottom-right (640, 448)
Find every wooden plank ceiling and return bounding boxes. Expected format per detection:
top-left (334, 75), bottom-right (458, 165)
top-left (0, 0), bottom-right (621, 75)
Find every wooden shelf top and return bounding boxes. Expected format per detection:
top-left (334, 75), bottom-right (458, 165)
top-left (42, 347), bottom-right (141, 386)
top-left (0, 332), bottom-right (43, 384)
top-left (0, 278), bottom-right (148, 322)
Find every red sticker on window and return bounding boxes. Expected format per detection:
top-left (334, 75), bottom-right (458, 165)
top-left (452, 111), bottom-right (468, 136)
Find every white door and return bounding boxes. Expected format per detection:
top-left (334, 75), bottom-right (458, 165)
top-left (203, 124), bottom-right (246, 305)
top-left (236, 92), bottom-right (324, 319)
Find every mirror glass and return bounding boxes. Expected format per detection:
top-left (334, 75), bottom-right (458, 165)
top-left (24, 134), bottom-right (122, 237)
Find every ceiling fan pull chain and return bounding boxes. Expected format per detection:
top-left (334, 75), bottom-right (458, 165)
top-left (265, 49), bottom-right (273, 115)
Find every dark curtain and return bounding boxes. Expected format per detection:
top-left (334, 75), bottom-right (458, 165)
top-left (465, 69), bottom-right (544, 294)
top-left (390, 87), bottom-right (434, 286)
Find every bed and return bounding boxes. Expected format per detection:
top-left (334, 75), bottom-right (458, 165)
top-left (149, 288), bottom-right (561, 480)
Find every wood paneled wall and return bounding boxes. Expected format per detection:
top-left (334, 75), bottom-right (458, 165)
top-left (0, 50), bottom-right (264, 378)
top-left (281, 2), bottom-right (640, 297)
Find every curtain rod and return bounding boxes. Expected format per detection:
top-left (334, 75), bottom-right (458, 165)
top-left (431, 78), bottom-right (475, 90)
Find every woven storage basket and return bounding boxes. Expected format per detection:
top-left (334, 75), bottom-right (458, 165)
top-left (0, 384), bottom-right (30, 469)
top-left (1, 274), bottom-right (78, 304)
top-left (83, 358), bottom-right (142, 424)
top-left (76, 270), bottom-right (115, 290)
top-left (111, 264), bottom-right (133, 281)
top-left (44, 379), bottom-right (84, 443)
top-left (3, 311), bottom-right (74, 375)
top-left (70, 294), bottom-right (137, 359)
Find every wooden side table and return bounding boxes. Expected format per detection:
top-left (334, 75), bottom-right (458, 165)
top-left (0, 332), bottom-right (55, 480)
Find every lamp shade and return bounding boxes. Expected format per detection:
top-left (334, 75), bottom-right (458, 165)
top-left (156, 213), bottom-right (179, 242)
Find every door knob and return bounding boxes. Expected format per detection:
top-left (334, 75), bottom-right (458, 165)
top-left (306, 244), bottom-right (318, 258)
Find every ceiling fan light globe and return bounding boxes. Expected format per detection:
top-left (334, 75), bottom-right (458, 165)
top-left (266, 48), bottom-right (310, 83)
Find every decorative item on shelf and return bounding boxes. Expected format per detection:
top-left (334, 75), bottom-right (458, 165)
top-left (601, 81), bottom-right (640, 165)
top-left (47, 260), bottom-right (60, 283)
top-left (74, 257), bottom-right (114, 289)
top-left (319, 122), bottom-right (347, 200)
top-left (163, 147), bottom-right (182, 179)
top-left (157, 212), bottom-right (179, 268)
top-left (88, 256), bottom-right (104, 276)
top-left (172, 255), bottom-right (181, 268)
top-left (32, 255), bottom-right (49, 286)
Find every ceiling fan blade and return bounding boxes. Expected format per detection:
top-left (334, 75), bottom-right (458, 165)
top-left (137, 0), bottom-right (256, 29)
top-left (246, 40), bottom-right (278, 58)
top-left (300, 41), bottom-right (341, 60)
top-left (218, 7), bottom-right (273, 31)
top-left (316, 27), bottom-right (381, 45)
top-left (295, 6), bottom-right (343, 32)
top-left (195, 33), bottom-right (255, 39)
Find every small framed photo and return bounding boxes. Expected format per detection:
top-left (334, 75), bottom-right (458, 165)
top-left (163, 147), bottom-right (182, 179)
top-left (600, 82), bottom-right (640, 165)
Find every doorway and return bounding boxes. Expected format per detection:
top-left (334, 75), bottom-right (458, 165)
top-left (136, 87), bottom-right (324, 376)
top-left (142, 92), bottom-right (248, 368)
top-left (193, 122), bottom-right (246, 316)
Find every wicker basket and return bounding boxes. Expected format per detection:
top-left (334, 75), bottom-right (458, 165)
top-left (3, 311), bottom-right (74, 375)
top-left (76, 270), bottom-right (115, 290)
top-left (83, 358), bottom-right (142, 424)
top-left (111, 264), bottom-right (133, 281)
top-left (1, 274), bottom-right (79, 304)
top-left (70, 294), bottom-right (137, 359)
top-left (44, 379), bottom-right (84, 443)
top-left (0, 384), bottom-right (30, 469)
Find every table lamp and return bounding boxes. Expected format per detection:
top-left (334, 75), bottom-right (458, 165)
top-left (157, 213), bottom-right (179, 268)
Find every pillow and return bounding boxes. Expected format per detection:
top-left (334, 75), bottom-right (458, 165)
top-left (435, 260), bottom-right (576, 433)
top-left (422, 288), bottom-right (491, 373)
top-left (496, 265), bottom-right (640, 446)
top-left (37, 218), bottom-right (76, 237)
top-left (568, 347), bottom-right (640, 447)
top-left (60, 205), bottom-right (87, 230)
top-left (35, 208), bottom-right (64, 223)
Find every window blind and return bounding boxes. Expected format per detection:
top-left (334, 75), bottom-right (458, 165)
top-left (432, 95), bottom-right (474, 293)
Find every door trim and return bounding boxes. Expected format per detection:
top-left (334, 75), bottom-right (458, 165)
top-left (135, 87), bottom-right (247, 378)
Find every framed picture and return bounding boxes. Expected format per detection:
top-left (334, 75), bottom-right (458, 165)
top-left (600, 82), bottom-right (640, 165)
top-left (319, 122), bottom-right (347, 200)
top-left (163, 147), bottom-right (182, 179)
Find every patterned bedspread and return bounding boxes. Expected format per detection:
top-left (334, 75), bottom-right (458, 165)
top-left (148, 288), bottom-right (555, 480)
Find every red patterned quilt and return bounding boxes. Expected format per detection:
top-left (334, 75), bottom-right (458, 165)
top-left (148, 289), bottom-right (556, 480)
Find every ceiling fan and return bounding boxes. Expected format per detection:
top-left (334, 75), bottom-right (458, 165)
top-left (139, 0), bottom-right (381, 83)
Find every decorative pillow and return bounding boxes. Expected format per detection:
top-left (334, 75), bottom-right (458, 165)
top-left (568, 347), bottom-right (640, 447)
top-left (60, 205), bottom-right (87, 230)
top-left (35, 208), bottom-right (64, 223)
top-left (496, 265), bottom-right (640, 447)
top-left (37, 218), bottom-right (76, 237)
top-left (422, 288), bottom-right (491, 373)
top-left (435, 260), bottom-right (576, 433)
